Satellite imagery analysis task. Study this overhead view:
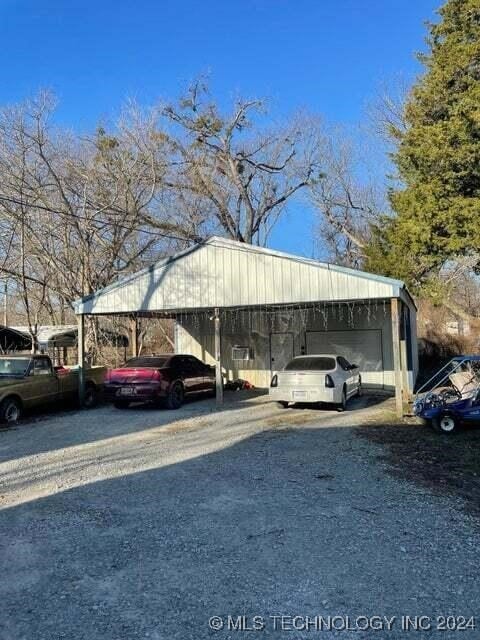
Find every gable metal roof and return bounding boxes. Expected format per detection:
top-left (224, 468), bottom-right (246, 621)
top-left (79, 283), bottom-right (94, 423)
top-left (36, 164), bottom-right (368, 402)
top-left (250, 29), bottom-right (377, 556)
top-left (74, 236), bottom-right (415, 315)
top-left (12, 325), bottom-right (77, 347)
top-left (10, 324), bottom-right (129, 348)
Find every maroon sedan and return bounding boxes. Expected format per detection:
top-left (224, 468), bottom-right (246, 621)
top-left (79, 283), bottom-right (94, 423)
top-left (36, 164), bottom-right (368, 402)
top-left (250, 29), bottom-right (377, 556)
top-left (104, 354), bottom-right (216, 409)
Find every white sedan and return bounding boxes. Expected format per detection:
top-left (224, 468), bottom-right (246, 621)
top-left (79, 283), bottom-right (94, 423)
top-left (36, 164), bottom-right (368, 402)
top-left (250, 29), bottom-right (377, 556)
top-left (269, 354), bottom-right (362, 410)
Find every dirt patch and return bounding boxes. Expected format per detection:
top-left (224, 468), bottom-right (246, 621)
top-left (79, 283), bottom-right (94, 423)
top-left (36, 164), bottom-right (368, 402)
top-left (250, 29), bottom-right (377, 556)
top-left (261, 410), bottom-right (322, 428)
top-left (160, 417), bottom-right (214, 434)
top-left (3, 395), bottom-right (480, 637)
top-left (356, 419), bottom-right (480, 517)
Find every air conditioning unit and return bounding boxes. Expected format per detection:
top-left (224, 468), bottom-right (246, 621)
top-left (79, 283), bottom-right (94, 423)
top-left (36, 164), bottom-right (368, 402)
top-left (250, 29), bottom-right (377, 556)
top-left (232, 346), bottom-right (252, 361)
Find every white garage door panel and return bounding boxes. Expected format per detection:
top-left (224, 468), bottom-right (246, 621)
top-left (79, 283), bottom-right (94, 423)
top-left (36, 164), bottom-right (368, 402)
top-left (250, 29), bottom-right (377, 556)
top-left (306, 330), bottom-right (384, 387)
top-left (270, 332), bottom-right (294, 374)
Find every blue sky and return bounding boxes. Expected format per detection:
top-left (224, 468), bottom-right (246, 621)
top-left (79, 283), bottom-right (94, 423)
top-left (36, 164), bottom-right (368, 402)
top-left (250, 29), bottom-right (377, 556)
top-left (0, 0), bottom-right (440, 256)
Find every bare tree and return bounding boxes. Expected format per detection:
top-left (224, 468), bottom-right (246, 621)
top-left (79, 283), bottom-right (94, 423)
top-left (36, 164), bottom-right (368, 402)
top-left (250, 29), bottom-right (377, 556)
top-left (309, 76), bottom-right (412, 268)
top-left (365, 75), bottom-right (411, 152)
top-left (0, 93), bottom-right (180, 353)
top-left (161, 81), bottom-right (323, 244)
top-left (310, 131), bottom-right (384, 267)
top-left (0, 85), bottom-right (328, 356)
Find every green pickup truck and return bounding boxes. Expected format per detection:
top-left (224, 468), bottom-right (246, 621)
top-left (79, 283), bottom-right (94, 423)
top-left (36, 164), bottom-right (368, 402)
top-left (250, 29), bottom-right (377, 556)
top-left (0, 354), bottom-right (106, 424)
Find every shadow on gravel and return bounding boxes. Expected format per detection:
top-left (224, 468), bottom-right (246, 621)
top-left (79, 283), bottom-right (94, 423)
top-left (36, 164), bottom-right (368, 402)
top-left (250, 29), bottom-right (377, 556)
top-left (2, 423), bottom-right (480, 639)
top-left (8, 389), bottom-right (268, 426)
top-left (0, 391), bottom-right (390, 465)
top-left (287, 393), bottom-right (389, 412)
top-left (356, 420), bottom-right (480, 516)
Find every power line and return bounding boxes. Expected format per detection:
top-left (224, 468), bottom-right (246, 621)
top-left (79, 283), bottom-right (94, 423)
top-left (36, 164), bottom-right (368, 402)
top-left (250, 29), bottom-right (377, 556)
top-left (0, 193), bottom-right (195, 244)
top-left (0, 192), bottom-right (331, 270)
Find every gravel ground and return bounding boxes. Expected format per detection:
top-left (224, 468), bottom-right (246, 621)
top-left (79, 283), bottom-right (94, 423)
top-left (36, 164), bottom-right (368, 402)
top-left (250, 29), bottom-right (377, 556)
top-left (0, 392), bottom-right (479, 640)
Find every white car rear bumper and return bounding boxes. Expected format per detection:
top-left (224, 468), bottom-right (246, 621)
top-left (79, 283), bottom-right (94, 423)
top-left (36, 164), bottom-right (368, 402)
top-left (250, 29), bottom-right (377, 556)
top-left (269, 386), bottom-right (339, 404)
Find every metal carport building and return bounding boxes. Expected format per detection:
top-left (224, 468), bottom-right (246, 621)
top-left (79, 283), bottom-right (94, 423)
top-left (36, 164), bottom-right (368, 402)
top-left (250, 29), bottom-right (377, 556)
top-left (74, 236), bottom-right (418, 416)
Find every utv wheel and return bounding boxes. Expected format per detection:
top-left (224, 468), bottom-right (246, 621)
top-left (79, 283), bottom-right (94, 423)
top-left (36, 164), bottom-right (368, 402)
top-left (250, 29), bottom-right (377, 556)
top-left (114, 399), bottom-right (130, 409)
top-left (277, 401), bottom-right (289, 408)
top-left (433, 413), bottom-right (459, 434)
top-left (337, 387), bottom-right (347, 412)
top-left (166, 381), bottom-right (184, 409)
top-left (83, 383), bottom-right (98, 409)
top-left (0, 397), bottom-right (22, 424)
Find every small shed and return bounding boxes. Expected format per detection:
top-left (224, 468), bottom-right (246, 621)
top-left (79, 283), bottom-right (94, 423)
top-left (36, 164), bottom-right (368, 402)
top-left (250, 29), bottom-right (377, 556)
top-left (4, 325), bottom-right (129, 364)
top-left (74, 236), bottom-right (418, 415)
top-left (0, 325), bottom-right (31, 352)
top-left (12, 325), bottom-right (79, 350)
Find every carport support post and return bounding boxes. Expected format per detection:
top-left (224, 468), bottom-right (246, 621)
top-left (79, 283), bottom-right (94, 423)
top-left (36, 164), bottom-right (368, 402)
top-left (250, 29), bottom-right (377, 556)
top-left (77, 313), bottom-right (85, 407)
top-left (214, 307), bottom-right (223, 406)
top-left (400, 305), bottom-right (410, 404)
top-left (391, 298), bottom-right (403, 418)
top-left (130, 316), bottom-right (139, 357)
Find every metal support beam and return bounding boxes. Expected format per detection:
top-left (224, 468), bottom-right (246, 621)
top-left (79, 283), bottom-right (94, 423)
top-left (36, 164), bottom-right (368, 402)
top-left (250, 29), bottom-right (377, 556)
top-left (214, 307), bottom-right (223, 406)
top-left (130, 316), bottom-right (139, 357)
top-left (3, 279), bottom-right (7, 327)
top-left (391, 298), bottom-right (403, 418)
top-left (77, 313), bottom-right (86, 407)
top-left (400, 305), bottom-right (410, 403)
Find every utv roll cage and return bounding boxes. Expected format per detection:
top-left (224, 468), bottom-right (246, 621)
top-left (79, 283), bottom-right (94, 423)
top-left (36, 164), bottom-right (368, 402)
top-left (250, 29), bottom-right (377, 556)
top-left (414, 356), bottom-right (480, 414)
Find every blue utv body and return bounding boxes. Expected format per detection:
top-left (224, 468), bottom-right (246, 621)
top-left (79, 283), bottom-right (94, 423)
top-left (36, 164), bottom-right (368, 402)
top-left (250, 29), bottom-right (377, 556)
top-left (413, 356), bottom-right (480, 434)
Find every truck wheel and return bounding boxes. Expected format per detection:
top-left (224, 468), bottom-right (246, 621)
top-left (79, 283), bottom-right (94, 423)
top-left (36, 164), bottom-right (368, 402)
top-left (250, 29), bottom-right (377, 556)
top-left (83, 383), bottom-right (98, 409)
top-left (114, 400), bottom-right (130, 409)
top-left (0, 397), bottom-right (22, 424)
top-left (432, 413), bottom-right (459, 434)
top-left (166, 381), bottom-right (184, 409)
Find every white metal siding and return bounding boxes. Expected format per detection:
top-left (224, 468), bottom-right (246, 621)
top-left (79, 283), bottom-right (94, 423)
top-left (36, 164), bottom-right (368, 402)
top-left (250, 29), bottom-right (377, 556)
top-left (174, 302), bottom-right (410, 391)
top-left (75, 236), bottom-right (417, 393)
top-left (77, 237), bottom-right (404, 315)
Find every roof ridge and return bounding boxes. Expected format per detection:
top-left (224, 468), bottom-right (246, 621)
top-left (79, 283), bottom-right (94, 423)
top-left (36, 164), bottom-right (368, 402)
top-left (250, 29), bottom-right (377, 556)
top-left (74, 235), bottom-right (413, 313)
top-left (206, 235), bottom-right (405, 287)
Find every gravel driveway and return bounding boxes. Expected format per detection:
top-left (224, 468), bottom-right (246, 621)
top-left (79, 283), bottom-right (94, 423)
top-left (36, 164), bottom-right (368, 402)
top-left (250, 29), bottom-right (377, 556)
top-left (0, 393), bottom-right (479, 639)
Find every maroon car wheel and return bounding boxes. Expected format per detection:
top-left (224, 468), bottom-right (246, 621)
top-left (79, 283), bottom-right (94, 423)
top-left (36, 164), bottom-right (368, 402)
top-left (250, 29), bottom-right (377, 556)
top-left (166, 382), bottom-right (184, 409)
top-left (83, 383), bottom-right (98, 408)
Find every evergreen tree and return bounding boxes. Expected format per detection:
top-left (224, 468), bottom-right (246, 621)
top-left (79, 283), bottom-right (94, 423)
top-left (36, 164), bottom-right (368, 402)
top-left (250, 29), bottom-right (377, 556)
top-left (366, 0), bottom-right (480, 297)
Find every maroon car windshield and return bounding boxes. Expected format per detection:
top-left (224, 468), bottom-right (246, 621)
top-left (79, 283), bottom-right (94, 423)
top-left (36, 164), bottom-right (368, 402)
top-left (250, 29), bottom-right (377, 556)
top-left (122, 357), bottom-right (171, 368)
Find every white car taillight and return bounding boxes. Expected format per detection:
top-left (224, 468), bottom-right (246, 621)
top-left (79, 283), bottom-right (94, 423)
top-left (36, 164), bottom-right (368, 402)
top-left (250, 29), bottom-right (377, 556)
top-left (325, 374), bottom-right (335, 388)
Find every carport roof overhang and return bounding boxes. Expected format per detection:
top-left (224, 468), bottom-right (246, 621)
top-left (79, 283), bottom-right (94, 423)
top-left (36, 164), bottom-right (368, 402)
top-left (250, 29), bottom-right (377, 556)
top-left (73, 236), bottom-right (416, 316)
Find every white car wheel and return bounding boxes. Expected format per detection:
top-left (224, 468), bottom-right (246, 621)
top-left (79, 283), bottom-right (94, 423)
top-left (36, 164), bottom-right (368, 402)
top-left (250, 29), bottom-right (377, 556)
top-left (337, 387), bottom-right (347, 412)
top-left (357, 378), bottom-right (362, 397)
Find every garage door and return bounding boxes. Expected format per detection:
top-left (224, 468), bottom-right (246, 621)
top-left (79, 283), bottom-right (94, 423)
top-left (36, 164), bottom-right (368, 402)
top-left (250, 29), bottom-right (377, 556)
top-left (270, 332), bottom-right (294, 374)
top-left (306, 330), bottom-right (384, 388)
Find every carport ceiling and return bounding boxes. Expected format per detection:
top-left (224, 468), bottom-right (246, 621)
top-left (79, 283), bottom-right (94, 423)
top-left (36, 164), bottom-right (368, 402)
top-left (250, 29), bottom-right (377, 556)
top-left (74, 236), bottom-right (415, 316)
